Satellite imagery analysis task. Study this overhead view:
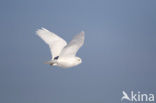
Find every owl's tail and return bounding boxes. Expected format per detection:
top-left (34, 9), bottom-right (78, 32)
top-left (44, 60), bottom-right (57, 66)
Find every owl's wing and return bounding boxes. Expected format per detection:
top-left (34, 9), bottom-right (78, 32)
top-left (60, 31), bottom-right (85, 57)
top-left (36, 28), bottom-right (67, 59)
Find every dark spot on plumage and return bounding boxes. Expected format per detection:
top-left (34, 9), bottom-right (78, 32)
top-left (54, 56), bottom-right (59, 60)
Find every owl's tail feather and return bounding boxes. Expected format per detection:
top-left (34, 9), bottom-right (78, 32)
top-left (44, 60), bottom-right (57, 66)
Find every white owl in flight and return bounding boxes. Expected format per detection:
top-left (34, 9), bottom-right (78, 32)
top-left (36, 28), bottom-right (85, 68)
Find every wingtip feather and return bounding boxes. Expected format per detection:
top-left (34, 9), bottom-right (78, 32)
top-left (36, 27), bottom-right (49, 35)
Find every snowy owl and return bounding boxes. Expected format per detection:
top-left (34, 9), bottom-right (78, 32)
top-left (36, 28), bottom-right (85, 68)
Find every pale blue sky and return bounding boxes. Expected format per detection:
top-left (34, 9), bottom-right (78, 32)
top-left (0, 0), bottom-right (156, 103)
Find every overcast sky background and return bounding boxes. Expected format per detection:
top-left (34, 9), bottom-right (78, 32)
top-left (0, 0), bottom-right (156, 103)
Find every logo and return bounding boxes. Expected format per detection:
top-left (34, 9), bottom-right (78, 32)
top-left (121, 91), bottom-right (155, 102)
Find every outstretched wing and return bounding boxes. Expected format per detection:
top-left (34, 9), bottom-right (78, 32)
top-left (36, 28), bottom-right (67, 59)
top-left (60, 31), bottom-right (85, 57)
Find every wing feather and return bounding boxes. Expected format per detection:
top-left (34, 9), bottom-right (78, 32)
top-left (60, 31), bottom-right (85, 57)
top-left (36, 28), bottom-right (67, 59)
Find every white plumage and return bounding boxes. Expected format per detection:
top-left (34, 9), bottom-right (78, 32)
top-left (36, 28), bottom-right (85, 68)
